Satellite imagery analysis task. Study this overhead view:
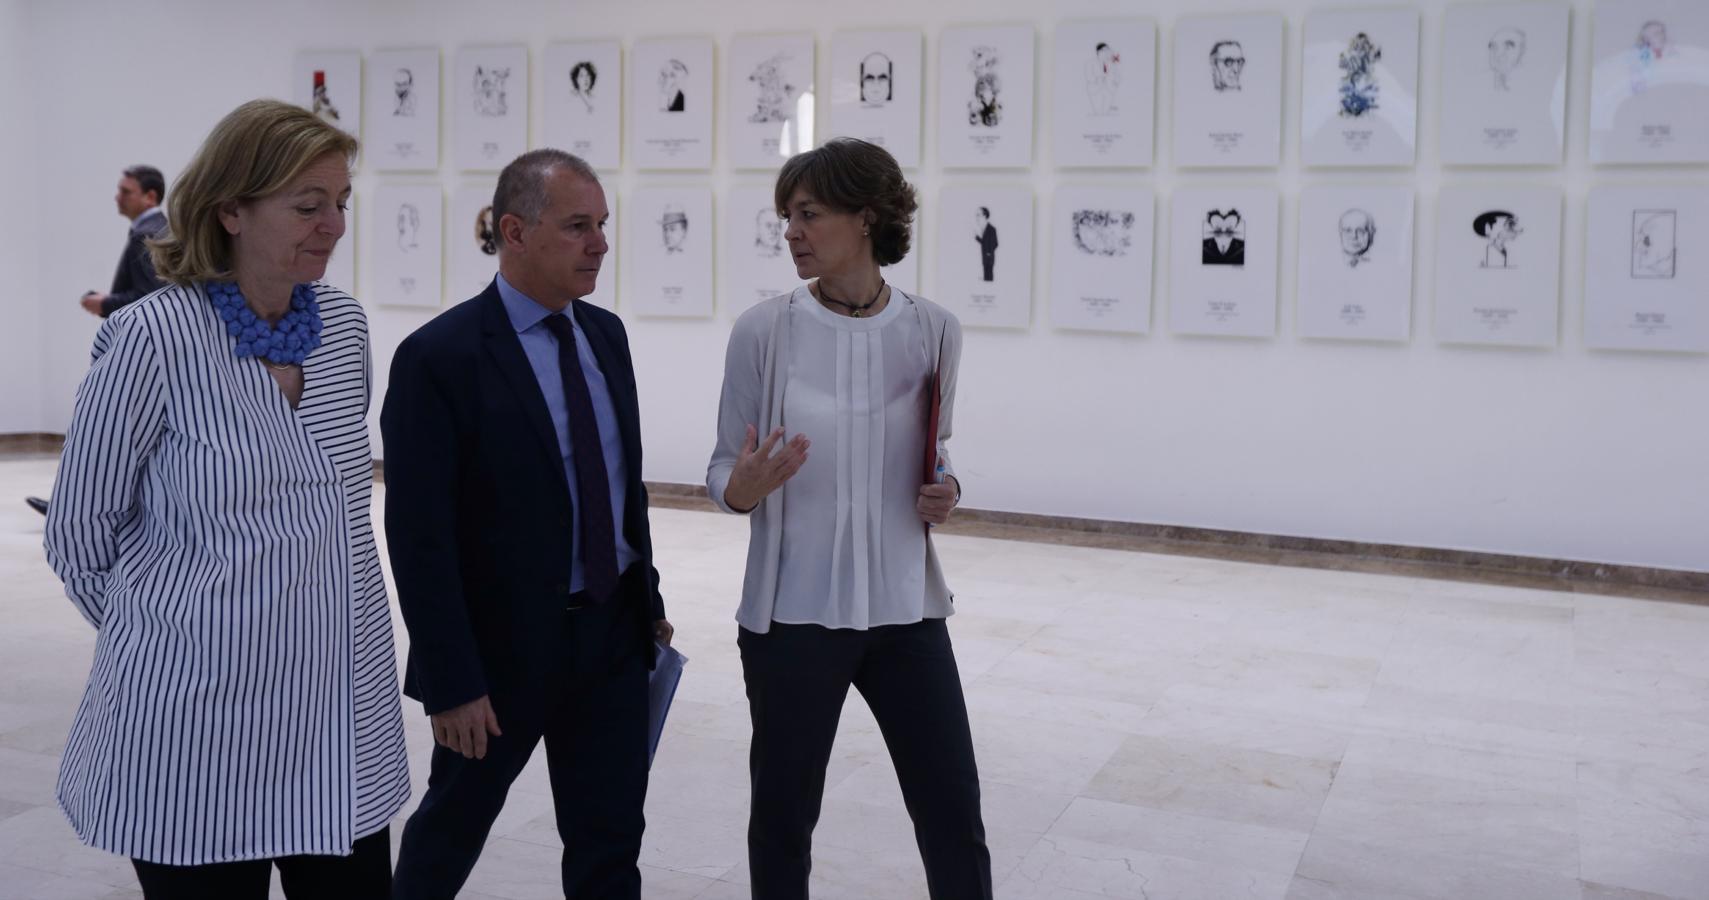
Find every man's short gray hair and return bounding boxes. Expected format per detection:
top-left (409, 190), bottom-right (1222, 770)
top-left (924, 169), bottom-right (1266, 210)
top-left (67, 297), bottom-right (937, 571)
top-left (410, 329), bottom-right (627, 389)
top-left (492, 149), bottom-right (600, 235)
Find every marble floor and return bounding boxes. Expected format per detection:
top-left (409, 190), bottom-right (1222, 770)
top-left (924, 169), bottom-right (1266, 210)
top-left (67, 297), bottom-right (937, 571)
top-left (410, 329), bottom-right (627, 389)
top-left (0, 455), bottom-right (1706, 899)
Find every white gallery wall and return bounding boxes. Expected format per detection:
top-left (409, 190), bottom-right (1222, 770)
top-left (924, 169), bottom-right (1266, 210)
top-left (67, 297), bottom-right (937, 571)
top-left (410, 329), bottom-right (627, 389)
top-left (11, 0), bottom-right (1709, 572)
top-left (0, 0), bottom-right (42, 432)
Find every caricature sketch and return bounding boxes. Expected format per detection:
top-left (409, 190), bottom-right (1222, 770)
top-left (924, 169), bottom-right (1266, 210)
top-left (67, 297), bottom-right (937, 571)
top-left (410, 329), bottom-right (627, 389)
top-left (1488, 27), bottom-right (1527, 91)
top-left (1202, 209), bottom-right (1246, 266)
top-left (1085, 43), bottom-right (1122, 115)
top-left (974, 207), bottom-right (999, 280)
top-left (661, 204), bottom-right (689, 253)
top-left (1629, 20), bottom-right (1671, 94)
top-left (968, 46), bottom-right (1002, 126)
top-left (1338, 32), bottom-right (1383, 117)
top-left (312, 71), bottom-right (341, 123)
top-left (473, 66), bottom-right (510, 117)
top-left (476, 205), bottom-right (497, 256)
top-left (1339, 209), bottom-right (1376, 268)
top-left (1632, 210), bottom-right (1678, 279)
top-left (1474, 210), bottom-right (1522, 268)
top-left (660, 59), bottom-right (689, 112)
top-left (754, 208), bottom-right (785, 257)
top-left (393, 68), bottom-right (417, 116)
top-left (860, 52), bottom-right (893, 106)
top-left (748, 54), bottom-right (797, 123)
top-left (570, 61), bottom-right (597, 113)
top-left (1210, 40), bottom-right (1245, 92)
top-left (397, 203), bottom-right (421, 252)
top-left (1071, 210), bottom-right (1136, 257)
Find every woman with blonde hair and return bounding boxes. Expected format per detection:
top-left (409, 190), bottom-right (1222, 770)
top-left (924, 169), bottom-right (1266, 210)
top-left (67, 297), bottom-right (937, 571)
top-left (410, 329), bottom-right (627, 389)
top-left (43, 98), bottom-right (408, 898)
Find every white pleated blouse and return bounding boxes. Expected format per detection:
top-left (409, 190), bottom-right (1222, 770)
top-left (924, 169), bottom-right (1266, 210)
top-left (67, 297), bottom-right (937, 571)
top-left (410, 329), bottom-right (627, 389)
top-left (709, 287), bottom-right (962, 633)
top-left (43, 284), bottom-right (410, 865)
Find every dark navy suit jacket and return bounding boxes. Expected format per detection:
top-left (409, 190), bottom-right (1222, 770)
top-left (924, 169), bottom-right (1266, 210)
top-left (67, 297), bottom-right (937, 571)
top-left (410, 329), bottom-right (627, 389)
top-left (99, 209), bottom-right (168, 317)
top-left (381, 280), bottom-right (665, 716)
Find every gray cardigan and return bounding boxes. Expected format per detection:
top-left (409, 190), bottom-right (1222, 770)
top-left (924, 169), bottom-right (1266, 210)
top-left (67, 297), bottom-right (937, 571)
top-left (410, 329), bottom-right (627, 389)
top-left (706, 287), bottom-right (963, 633)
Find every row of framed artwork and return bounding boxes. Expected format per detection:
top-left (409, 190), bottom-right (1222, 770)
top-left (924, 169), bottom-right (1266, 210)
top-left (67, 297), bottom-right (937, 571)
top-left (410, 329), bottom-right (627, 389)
top-left (353, 180), bottom-right (1707, 354)
top-left (295, 1), bottom-right (1709, 175)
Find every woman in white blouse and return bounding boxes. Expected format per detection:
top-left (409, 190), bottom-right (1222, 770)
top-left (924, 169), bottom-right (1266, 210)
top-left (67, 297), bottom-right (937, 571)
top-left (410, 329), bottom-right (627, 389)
top-left (707, 138), bottom-right (992, 899)
top-left (43, 99), bottom-right (408, 898)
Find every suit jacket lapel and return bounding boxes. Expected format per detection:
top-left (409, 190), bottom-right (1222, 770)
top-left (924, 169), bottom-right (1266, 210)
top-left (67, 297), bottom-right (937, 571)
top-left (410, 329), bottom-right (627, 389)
top-left (479, 285), bottom-right (572, 499)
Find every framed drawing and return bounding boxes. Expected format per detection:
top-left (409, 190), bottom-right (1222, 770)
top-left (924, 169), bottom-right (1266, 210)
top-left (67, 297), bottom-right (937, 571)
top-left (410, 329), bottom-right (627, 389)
top-left (1584, 184), bottom-right (1709, 352)
top-left (624, 186), bottom-right (714, 317)
top-left (1589, 1), bottom-right (1709, 164)
top-left (828, 29), bottom-right (924, 168)
top-left (293, 50), bottom-right (361, 141)
top-left (1172, 14), bottom-right (1284, 168)
top-left (722, 184), bottom-right (801, 316)
top-left (367, 49), bottom-right (438, 171)
top-left (938, 25), bottom-right (1035, 168)
top-left (1052, 19), bottom-right (1156, 169)
top-left (544, 40), bottom-right (622, 170)
top-left (1296, 184), bottom-right (1414, 342)
top-left (630, 37), bottom-right (715, 169)
top-left (370, 184), bottom-right (443, 309)
top-left (1168, 187), bottom-right (1279, 338)
top-left (453, 45), bottom-right (528, 171)
top-left (1438, 2), bottom-right (1570, 166)
top-left (449, 181), bottom-right (500, 302)
top-left (936, 184), bottom-right (1033, 329)
top-left (1433, 183), bottom-right (1562, 347)
top-left (727, 33), bottom-right (816, 169)
top-left (1049, 185), bottom-right (1154, 333)
top-left (1301, 8), bottom-right (1421, 167)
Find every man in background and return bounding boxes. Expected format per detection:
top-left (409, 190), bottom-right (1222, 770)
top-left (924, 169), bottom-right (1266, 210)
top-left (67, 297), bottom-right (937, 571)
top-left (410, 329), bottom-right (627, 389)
top-left (79, 165), bottom-right (168, 318)
top-left (28, 166), bottom-right (169, 516)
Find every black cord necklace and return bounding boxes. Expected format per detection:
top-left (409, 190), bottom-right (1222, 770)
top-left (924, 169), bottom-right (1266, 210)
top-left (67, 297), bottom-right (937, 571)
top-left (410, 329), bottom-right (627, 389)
top-left (817, 279), bottom-right (888, 318)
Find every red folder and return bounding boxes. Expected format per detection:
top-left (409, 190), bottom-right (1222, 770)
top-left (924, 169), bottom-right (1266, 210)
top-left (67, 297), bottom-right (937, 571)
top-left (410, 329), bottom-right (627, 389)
top-left (923, 327), bottom-right (947, 486)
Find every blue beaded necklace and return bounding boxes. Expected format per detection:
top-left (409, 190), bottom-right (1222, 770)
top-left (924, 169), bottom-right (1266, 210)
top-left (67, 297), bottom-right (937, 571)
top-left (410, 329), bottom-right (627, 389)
top-left (206, 281), bottom-right (323, 367)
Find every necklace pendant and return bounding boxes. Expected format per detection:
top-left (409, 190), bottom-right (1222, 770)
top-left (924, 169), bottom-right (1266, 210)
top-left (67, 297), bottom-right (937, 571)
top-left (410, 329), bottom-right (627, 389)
top-left (853, 308), bottom-right (863, 318)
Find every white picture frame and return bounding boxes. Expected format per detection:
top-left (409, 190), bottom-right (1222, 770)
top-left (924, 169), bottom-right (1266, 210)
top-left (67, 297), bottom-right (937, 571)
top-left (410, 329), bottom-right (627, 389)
top-left (1432, 183), bottom-right (1562, 348)
top-left (828, 29), bottom-right (924, 169)
top-left (1438, 2), bottom-right (1571, 167)
top-left (935, 184), bottom-right (1033, 329)
top-left (1172, 14), bottom-right (1285, 169)
top-left (294, 50), bottom-right (362, 142)
top-left (453, 45), bottom-right (528, 172)
top-left (370, 183), bottom-right (443, 309)
top-left (938, 25), bottom-right (1036, 169)
top-left (1052, 19), bottom-right (1157, 169)
top-left (1296, 184), bottom-right (1415, 342)
top-left (1168, 187), bottom-right (1280, 338)
top-left (624, 186), bottom-right (714, 317)
top-left (449, 181), bottom-right (500, 302)
top-left (367, 49), bottom-right (439, 171)
top-left (1584, 184), bottom-right (1709, 352)
top-left (726, 33), bottom-right (816, 170)
top-left (1301, 8), bottom-right (1421, 168)
top-left (544, 40), bottom-right (622, 171)
top-left (630, 37), bottom-right (715, 170)
top-left (1049, 185), bottom-right (1155, 334)
top-left (1588, 0), bottom-right (1709, 165)
top-left (722, 184), bottom-right (801, 317)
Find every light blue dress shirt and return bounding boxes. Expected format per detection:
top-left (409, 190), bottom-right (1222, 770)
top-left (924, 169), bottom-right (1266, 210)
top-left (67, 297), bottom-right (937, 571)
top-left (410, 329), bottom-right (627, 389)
top-left (497, 274), bottom-right (639, 592)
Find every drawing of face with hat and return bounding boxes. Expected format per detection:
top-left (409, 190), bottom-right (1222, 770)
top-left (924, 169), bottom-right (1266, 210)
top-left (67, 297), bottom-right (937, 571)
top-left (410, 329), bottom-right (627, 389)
top-left (660, 203), bottom-right (689, 253)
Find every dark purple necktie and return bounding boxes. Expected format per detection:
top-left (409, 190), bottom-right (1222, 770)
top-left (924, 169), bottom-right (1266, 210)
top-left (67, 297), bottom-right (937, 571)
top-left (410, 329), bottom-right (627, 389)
top-left (542, 313), bottom-right (619, 602)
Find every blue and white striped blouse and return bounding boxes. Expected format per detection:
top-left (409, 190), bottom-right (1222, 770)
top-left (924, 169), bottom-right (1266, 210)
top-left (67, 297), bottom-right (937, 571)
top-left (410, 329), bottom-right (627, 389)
top-left (43, 283), bottom-right (410, 865)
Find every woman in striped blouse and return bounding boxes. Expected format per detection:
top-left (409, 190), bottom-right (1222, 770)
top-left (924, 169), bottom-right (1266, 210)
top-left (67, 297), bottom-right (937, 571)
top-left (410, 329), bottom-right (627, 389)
top-left (43, 99), bottom-right (409, 898)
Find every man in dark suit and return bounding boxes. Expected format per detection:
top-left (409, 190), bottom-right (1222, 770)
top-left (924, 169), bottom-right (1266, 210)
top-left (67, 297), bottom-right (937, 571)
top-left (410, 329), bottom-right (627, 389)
top-left (80, 165), bottom-right (168, 318)
top-left (384, 149), bottom-right (673, 900)
top-left (30, 166), bottom-right (171, 516)
top-left (975, 206), bottom-right (998, 281)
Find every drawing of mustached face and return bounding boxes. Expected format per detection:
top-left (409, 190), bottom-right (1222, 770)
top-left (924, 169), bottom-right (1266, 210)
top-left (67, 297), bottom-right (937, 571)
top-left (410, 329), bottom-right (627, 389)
top-left (1206, 210), bottom-right (1242, 239)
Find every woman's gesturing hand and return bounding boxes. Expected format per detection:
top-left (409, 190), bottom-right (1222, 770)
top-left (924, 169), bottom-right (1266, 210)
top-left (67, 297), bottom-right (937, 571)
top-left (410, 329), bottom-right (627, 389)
top-left (723, 425), bottom-right (810, 513)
